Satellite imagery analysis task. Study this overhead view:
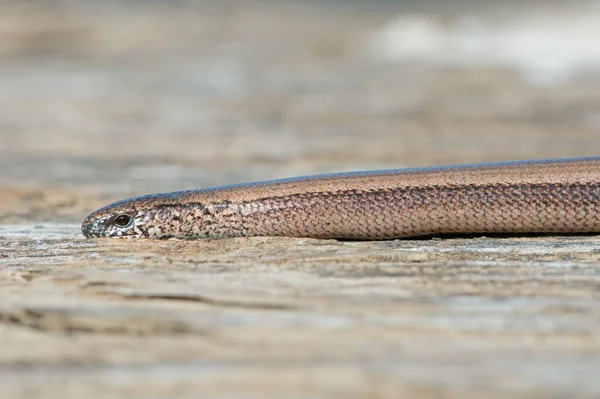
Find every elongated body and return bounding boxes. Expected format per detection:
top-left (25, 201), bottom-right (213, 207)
top-left (82, 157), bottom-right (600, 239)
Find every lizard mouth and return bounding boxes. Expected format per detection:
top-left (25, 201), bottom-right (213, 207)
top-left (81, 215), bottom-right (105, 238)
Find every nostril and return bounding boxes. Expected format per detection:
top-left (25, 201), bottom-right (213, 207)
top-left (81, 218), bottom-right (97, 238)
top-left (81, 223), bottom-right (91, 238)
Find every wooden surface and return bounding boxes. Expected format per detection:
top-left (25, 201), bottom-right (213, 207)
top-left (1, 1), bottom-right (600, 398)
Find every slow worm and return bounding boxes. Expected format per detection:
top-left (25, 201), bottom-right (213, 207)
top-left (81, 157), bottom-right (600, 240)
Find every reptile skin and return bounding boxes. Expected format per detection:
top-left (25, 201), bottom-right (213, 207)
top-left (81, 157), bottom-right (600, 240)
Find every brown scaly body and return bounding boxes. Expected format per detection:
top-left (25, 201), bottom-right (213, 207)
top-left (81, 157), bottom-right (600, 240)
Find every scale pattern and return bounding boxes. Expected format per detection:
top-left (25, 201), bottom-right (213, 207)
top-left (81, 158), bottom-right (600, 240)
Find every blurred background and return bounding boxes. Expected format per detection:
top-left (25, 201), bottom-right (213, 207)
top-left (2, 0), bottom-right (600, 223)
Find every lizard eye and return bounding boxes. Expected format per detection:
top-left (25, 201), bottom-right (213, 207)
top-left (113, 214), bottom-right (133, 227)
